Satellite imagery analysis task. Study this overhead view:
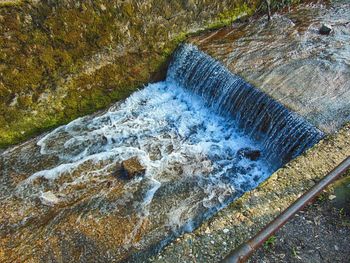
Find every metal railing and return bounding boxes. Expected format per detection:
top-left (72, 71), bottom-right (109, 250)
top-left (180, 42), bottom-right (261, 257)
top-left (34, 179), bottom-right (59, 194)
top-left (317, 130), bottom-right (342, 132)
top-left (222, 156), bottom-right (350, 263)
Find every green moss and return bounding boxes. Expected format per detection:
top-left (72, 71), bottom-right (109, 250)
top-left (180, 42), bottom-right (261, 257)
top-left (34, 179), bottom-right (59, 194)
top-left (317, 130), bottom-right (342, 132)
top-left (206, 3), bottom-right (255, 30)
top-left (263, 235), bottom-right (277, 250)
top-left (0, 0), bottom-right (22, 7)
top-left (122, 2), bottom-right (134, 17)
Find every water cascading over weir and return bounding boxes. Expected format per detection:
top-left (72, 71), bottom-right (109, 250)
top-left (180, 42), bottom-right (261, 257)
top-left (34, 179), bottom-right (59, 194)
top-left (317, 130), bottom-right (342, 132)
top-left (168, 44), bottom-right (324, 168)
top-left (0, 44), bottom-right (325, 263)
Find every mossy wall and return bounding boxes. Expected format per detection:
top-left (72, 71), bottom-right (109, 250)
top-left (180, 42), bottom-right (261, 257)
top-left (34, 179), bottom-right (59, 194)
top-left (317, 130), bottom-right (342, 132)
top-left (0, 0), bottom-right (261, 148)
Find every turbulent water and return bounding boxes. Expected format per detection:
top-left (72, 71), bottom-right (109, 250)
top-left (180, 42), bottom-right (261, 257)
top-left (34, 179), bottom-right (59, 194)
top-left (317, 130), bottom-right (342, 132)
top-left (0, 44), bottom-right (324, 262)
top-left (0, 68), bottom-right (274, 260)
top-left (17, 80), bottom-right (271, 222)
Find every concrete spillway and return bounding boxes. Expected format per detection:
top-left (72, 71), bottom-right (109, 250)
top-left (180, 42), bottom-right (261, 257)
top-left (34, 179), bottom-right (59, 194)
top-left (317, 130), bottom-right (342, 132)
top-left (154, 1), bottom-right (350, 261)
top-left (0, 44), bottom-right (324, 262)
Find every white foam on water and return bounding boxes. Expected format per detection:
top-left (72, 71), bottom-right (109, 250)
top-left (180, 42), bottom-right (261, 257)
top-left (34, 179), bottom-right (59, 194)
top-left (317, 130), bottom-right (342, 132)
top-left (19, 80), bottom-right (272, 242)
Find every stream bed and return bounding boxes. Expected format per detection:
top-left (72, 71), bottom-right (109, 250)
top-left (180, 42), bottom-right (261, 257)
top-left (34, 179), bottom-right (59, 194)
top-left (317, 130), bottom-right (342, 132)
top-left (0, 45), bottom-right (323, 262)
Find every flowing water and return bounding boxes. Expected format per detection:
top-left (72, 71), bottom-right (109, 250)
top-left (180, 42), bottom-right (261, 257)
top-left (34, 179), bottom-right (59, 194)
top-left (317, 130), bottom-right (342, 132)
top-left (0, 45), bottom-right (323, 261)
top-left (15, 79), bottom-right (272, 221)
top-left (169, 44), bottom-right (324, 167)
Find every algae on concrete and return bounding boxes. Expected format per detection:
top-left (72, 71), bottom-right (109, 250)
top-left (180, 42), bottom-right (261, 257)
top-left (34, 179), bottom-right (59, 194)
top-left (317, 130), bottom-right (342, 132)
top-left (0, 0), bottom-right (262, 148)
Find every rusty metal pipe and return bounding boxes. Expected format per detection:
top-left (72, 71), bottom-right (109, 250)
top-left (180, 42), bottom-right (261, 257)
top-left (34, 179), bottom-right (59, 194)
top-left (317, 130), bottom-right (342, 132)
top-left (222, 156), bottom-right (350, 263)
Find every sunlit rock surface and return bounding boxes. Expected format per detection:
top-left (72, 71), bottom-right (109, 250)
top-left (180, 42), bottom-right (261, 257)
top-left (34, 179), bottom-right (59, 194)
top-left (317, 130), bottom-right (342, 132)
top-left (190, 0), bottom-right (350, 133)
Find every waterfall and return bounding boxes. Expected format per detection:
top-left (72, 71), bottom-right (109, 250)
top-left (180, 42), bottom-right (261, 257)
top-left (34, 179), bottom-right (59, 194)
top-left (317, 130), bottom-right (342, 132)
top-left (167, 44), bottom-right (324, 167)
top-left (0, 43), bottom-right (327, 263)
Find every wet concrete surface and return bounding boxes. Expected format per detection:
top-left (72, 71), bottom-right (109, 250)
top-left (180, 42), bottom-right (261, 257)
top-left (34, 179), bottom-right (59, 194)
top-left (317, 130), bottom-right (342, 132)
top-left (190, 0), bottom-right (350, 133)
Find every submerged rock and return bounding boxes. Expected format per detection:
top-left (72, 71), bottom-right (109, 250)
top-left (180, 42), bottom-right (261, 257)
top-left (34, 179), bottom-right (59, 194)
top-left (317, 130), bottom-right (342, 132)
top-left (237, 148), bottom-right (261, 161)
top-left (121, 157), bottom-right (146, 179)
top-left (319, 24), bottom-right (332, 35)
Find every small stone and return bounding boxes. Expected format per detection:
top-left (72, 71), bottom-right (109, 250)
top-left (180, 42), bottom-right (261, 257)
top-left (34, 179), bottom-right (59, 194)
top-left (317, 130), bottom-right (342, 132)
top-left (328, 194), bottom-right (336, 200)
top-left (223, 228), bottom-right (229, 234)
top-left (210, 240), bottom-right (215, 244)
top-left (334, 245), bottom-right (339, 251)
top-left (120, 157), bottom-right (146, 179)
top-left (319, 24), bottom-right (332, 35)
top-left (39, 191), bottom-right (60, 206)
